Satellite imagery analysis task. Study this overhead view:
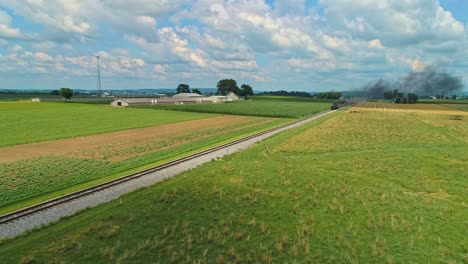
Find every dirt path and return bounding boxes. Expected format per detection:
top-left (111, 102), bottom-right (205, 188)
top-left (0, 115), bottom-right (255, 164)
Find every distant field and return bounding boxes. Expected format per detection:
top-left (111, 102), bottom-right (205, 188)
top-left (357, 101), bottom-right (463, 112)
top-left (1, 105), bottom-right (466, 263)
top-left (441, 104), bottom-right (468, 111)
top-left (143, 98), bottom-right (331, 118)
top-left (0, 93), bottom-right (112, 104)
top-left (418, 98), bottom-right (468, 104)
top-left (252, 95), bottom-right (335, 103)
top-left (0, 102), bottom-right (214, 147)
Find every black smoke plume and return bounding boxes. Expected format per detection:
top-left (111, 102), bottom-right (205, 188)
top-left (359, 67), bottom-right (463, 98)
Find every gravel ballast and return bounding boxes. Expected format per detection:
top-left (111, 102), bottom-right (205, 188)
top-left (0, 110), bottom-right (335, 239)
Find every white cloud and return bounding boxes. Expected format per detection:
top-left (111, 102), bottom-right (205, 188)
top-left (34, 52), bottom-right (52, 62)
top-left (368, 39), bottom-right (383, 49)
top-left (0, 0), bottom-right (466, 90)
top-left (319, 0), bottom-right (465, 46)
top-left (0, 10), bottom-right (27, 40)
top-left (407, 58), bottom-right (426, 72)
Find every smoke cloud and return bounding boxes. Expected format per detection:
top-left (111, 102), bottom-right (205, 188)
top-left (360, 67), bottom-right (463, 98)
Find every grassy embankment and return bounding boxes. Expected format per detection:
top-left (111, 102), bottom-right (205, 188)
top-left (141, 96), bottom-right (332, 118)
top-left (1, 103), bottom-right (466, 263)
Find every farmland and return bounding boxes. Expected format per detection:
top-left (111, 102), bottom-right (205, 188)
top-left (143, 97), bottom-right (331, 118)
top-left (0, 109), bottom-right (286, 211)
top-left (0, 102), bottom-right (214, 147)
top-left (441, 104), bottom-right (468, 111)
top-left (1, 103), bottom-right (466, 263)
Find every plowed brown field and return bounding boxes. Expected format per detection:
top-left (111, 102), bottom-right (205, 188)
top-left (0, 115), bottom-right (272, 164)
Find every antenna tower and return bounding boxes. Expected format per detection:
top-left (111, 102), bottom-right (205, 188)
top-left (96, 56), bottom-right (102, 96)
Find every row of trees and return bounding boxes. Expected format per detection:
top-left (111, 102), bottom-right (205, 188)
top-left (258, 90), bottom-right (311, 97)
top-left (383, 89), bottom-right (418, 104)
top-left (176, 84), bottom-right (202, 95)
top-left (176, 79), bottom-right (254, 98)
top-left (315, 91), bottom-right (342, 99)
top-left (216, 79), bottom-right (253, 97)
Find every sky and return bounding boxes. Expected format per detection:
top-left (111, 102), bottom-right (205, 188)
top-left (0, 0), bottom-right (467, 92)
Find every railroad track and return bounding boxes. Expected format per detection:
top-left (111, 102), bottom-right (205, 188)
top-left (0, 110), bottom-right (335, 229)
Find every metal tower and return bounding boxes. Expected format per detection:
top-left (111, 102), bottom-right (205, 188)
top-left (96, 56), bottom-right (102, 96)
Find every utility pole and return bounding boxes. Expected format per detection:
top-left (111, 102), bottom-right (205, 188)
top-left (96, 56), bottom-right (102, 96)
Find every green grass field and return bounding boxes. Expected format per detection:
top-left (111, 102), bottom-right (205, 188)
top-left (251, 95), bottom-right (335, 103)
top-left (142, 98), bottom-right (331, 118)
top-left (1, 106), bottom-right (466, 263)
top-left (0, 102), bottom-right (214, 146)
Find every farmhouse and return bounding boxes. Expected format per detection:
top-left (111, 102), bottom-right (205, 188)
top-left (31, 98), bottom-right (41, 102)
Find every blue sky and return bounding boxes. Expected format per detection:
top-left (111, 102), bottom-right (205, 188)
top-left (0, 0), bottom-right (466, 91)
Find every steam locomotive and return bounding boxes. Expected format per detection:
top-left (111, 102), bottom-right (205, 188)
top-left (330, 99), bottom-right (347, 110)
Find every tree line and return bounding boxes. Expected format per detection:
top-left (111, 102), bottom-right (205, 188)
top-left (383, 89), bottom-right (418, 104)
top-left (176, 79), bottom-right (254, 98)
top-left (258, 90), bottom-right (311, 97)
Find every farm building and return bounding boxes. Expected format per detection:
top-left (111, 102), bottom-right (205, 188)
top-left (205, 92), bottom-right (240, 102)
top-left (111, 97), bottom-right (208, 107)
top-left (111, 98), bottom-right (158, 107)
top-left (31, 98), bottom-right (41, 102)
top-left (173, 93), bottom-right (204, 98)
top-left (111, 92), bottom-right (239, 107)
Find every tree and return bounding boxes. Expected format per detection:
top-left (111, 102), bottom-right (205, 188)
top-left (50, 90), bottom-right (60, 96)
top-left (395, 92), bottom-right (404, 103)
top-left (216, 79), bottom-right (240, 95)
top-left (383, 91), bottom-right (394, 101)
top-left (192, 88), bottom-right (202, 95)
top-left (392, 89), bottom-right (399, 99)
top-left (402, 97), bottom-right (408, 104)
top-left (176, 84), bottom-right (190, 94)
top-left (60, 88), bottom-right (73, 101)
top-left (407, 93), bottom-right (418, 104)
top-left (240, 84), bottom-right (253, 99)
top-left (452, 94), bottom-right (457, 100)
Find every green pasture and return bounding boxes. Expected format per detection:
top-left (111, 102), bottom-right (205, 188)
top-left (251, 95), bottom-right (335, 103)
top-left (143, 98), bottom-right (331, 118)
top-left (0, 102), bottom-right (214, 147)
top-left (1, 108), bottom-right (466, 263)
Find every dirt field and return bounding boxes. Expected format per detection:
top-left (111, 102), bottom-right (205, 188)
top-left (356, 102), bottom-right (468, 115)
top-left (0, 115), bottom-right (272, 164)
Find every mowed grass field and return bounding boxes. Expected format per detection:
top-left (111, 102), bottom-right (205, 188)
top-left (0, 102), bottom-right (214, 147)
top-left (143, 96), bottom-right (331, 118)
top-left (1, 103), bottom-right (466, 263)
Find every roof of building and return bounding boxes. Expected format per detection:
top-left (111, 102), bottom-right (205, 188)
top-left (114, 97), bottom-right (209, 104)
top-left (173, 93), bottom-right (204, 98)
top-left (115, 98), bottom-right (159, 104)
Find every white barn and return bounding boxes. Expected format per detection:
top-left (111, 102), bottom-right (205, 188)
top-left (173, 93), bottom-right (204, 98)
